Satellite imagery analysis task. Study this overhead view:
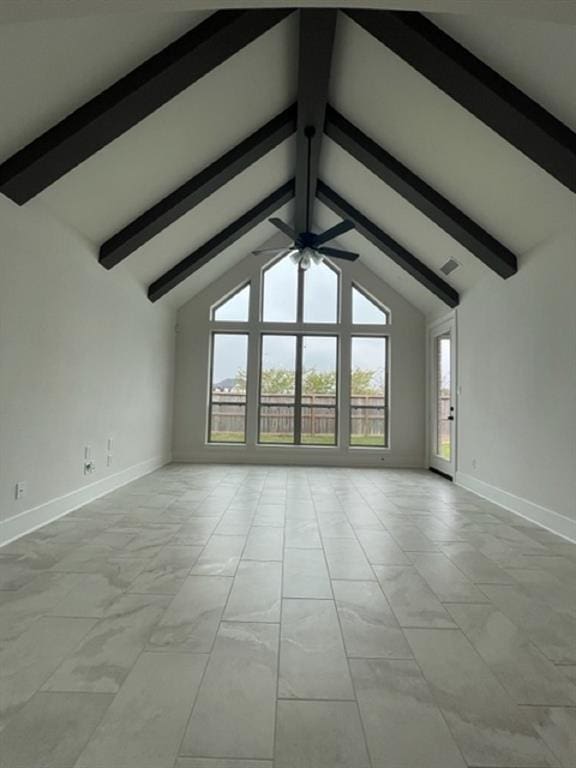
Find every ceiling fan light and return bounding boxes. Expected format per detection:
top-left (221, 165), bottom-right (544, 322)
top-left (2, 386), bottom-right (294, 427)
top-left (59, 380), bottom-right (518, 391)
top-left (311, 250), bottom-right (324, 265)
top-left (288, 249), bottom-right (301, 265)
top-left (300, 252), bottom-right (312, 270)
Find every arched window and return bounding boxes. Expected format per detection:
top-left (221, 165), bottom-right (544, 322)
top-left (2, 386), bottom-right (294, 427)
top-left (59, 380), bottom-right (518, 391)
top-left (207, 256), bottom-right (390, 448)
top-left (352, 284), bottom-right (389, 325)
top-left (211, 282), bottom-right (250, 322)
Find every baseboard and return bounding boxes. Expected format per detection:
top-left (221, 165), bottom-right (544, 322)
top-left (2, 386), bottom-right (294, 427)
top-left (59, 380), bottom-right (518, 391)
top-left (455, 471), bottom-right (576, 544)
top-left (0, 455), bottom-right (170, 547)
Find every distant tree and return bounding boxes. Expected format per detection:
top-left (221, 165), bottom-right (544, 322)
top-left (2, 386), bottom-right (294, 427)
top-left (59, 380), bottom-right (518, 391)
top-left (233, 370), bottom-right (247, 393)
top-left (260, 368), bottom-right (296, 395)
top-left (351, 367), bottom-right (381, 395)
top-left (234, 366), bottom-right (383, 396)
top-left (303, 370), bottom-right (336, 394)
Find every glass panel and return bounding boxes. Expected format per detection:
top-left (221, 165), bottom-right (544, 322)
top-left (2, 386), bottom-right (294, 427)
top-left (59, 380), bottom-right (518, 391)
top-left (259, 405), bottom-right (295, 444)
top-left (350, 336), bottom-right (387, 447)
top-left (262, 255), bottom-right (298, 322)
top-left (351, 337), bottom-right (387, 397)
top-left (260, 335), bottom-right (297, 401)
top-left (212, 283), bottom-right (250, 321)
top-left (301, 407), bottom-right (336, 445)
top-left (350, 407), bottom-right (386, 446)
top-left (352, 286), bottom-right (388, 325)
top-left (209, 333), bottom-right (248, 443)
top-left (259, 335), bottom-right (296, 444)
top-left (302, 336), bottom-right (337, 403)
top-left (301, 336), bottom-right (337, 445)
top-left (303, 262), bottom-right (338, 323)
top-left (436, 333), bottom-right (452, 460)
top-left (210, 403), bottom-right (246, 443)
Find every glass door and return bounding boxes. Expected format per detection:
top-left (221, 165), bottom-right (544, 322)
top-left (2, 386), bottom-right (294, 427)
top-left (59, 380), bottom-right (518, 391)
top-left (429, 318), bottom-right (456, 477)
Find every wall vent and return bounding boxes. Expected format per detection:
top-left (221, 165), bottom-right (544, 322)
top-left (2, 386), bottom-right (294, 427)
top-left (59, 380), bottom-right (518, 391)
top-left (440, 258), bottom-right (460, 276)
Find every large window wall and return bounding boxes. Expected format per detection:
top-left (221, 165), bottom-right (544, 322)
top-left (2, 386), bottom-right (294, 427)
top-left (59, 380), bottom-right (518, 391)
top-left (206, 254), bottom-right (391, 450)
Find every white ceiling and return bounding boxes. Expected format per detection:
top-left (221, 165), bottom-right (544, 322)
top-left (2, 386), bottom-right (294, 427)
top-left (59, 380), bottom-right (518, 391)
top-left (37, 15), bottom-right (297, 243)
top-left (118, 141), bottom-right (294, 300)
top-left (428, 14), bottom-right (576, 128)
top-left (0, 11), bottom-right (207, 161)
top-left (2, 1), bottom-right (575, 24)
top-left (0, 7), bottom-right (574, 315)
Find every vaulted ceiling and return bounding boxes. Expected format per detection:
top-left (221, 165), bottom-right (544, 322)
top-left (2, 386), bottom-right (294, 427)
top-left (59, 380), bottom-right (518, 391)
top-left (0, 5), bottom-right (574, 316)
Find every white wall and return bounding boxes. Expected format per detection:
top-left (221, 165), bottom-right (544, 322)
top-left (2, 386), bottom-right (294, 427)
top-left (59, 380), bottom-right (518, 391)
top-left (173, 250), bottom-right (426, 468)
top-left (0, 197), bottom-right (175, 539)
top-left (456, 216), bottom-right (576, 535)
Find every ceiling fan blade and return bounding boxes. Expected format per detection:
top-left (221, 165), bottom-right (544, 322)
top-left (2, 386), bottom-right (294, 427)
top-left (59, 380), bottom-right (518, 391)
top-left (313, 219), bottom-right (355, 246)
top-left (269, 217), bottom-right (297, 240)
top-left (317, 246), bottom-right (359, 262)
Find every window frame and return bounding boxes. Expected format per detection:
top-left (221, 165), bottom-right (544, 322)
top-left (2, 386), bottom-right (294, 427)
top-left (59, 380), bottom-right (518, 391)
top-left (206, 255), bottom-right (395, 453)
top-left (351, 283), bottom-right (390, 325)
top-left (257, 332), bottom-right (339, 447)
top-left (210, 280), bottom-right (251, 322)
top-left (349, 334), bottom-right (390, 449)
top-left (207, 330), bottom-right (249, 445)
top-left (261, 254), bottom-right (341, 324)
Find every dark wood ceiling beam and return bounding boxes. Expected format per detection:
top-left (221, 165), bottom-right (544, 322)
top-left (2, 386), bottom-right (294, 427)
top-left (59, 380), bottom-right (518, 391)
top-left (294, 9), bottom-right (337, 232)
top-left (345, 10), bottom-right (576, 193)
top-left (148, 180), bottom-right (295, 302)
top-left (0, 9), bottom-right (293, 204)
top-left (317, 180), bottom-right (459, 307)
top-left (100, 105), bottom-right (296, 269)
top-left (325, 106), bottom-right (518, 278)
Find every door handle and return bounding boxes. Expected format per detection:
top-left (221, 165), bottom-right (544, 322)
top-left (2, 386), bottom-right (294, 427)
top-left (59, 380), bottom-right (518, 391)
top-left (448, 416), bottom-right (455, 421)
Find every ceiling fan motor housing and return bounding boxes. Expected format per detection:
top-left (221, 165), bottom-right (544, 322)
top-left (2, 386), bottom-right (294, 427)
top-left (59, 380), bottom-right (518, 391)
top-left (296, 231), bottom-right (317, 249)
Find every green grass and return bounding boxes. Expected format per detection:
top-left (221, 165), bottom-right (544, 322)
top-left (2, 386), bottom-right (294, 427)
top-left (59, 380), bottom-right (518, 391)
top-left (258, 433), bottom-right (294, 444)
top-left (210, 432), bottom-right (245, 443)
top-left (259, 433), bottom-right (336, 445)
top-left (439, 439), bottom-right (451, 460)
top-left (210, 432), bottom-right (387, 447)
top-left (350, 435), bottom-right (387, 447)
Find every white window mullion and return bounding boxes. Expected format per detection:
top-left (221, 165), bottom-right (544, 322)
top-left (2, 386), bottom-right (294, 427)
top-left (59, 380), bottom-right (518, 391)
top-left (245, 330), bottom-right (260, 447)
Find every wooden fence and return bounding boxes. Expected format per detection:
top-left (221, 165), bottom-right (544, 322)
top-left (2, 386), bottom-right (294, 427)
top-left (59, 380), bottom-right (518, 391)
top-left (211, 393), bottom-right (386, 437)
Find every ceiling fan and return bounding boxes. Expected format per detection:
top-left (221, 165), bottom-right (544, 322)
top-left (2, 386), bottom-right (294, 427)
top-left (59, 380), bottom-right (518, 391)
top-left (254, 126), bottom-right (359, 270)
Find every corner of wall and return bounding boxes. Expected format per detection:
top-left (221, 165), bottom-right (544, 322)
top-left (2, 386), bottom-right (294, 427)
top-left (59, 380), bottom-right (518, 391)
top-left (455, 471), bottom-right (576, 543)
top-left (0, 454), bottom-right (171, 548)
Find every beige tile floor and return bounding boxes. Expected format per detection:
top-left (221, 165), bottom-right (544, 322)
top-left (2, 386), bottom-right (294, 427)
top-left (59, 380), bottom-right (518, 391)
top-left (1, 464), bottom-right (576, 767)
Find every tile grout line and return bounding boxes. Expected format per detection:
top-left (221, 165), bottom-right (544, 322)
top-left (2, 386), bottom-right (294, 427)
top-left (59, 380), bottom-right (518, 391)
top-left (348, 473), bottom-right (472, 768)
top-left (3, 466), bottom-right (576, 768)
top-left (173, 471), bottom-right (267, 763)
top-left (272, 468), bottom-right (288, 766)
top-left (313, 474), bottom-right (376, 768)
top-left (359, 481), bottom-right (564, 767)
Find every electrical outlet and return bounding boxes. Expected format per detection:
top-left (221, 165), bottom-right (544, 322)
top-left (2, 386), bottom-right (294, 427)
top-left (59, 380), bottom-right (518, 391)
top-left (472, 458), bottom-right (477, 470)
top-left (106, 455), bottom-right (112, 467)
top-left (15, 481), bottom-right (26, 500)
top-left (83, 445), bottom-right (96, 474)
top-left (107, 438), bottom-right (113, 453)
